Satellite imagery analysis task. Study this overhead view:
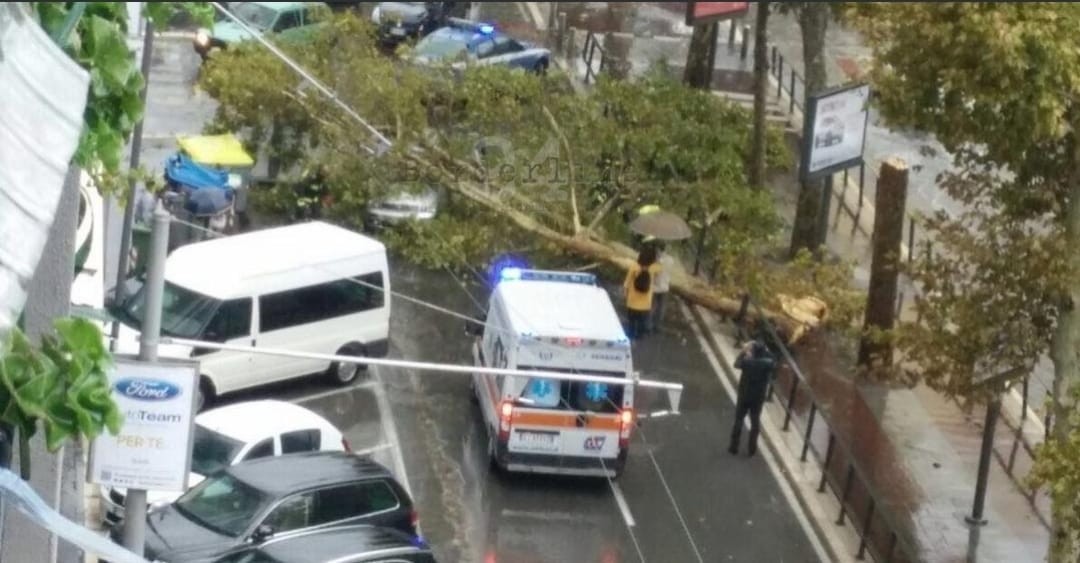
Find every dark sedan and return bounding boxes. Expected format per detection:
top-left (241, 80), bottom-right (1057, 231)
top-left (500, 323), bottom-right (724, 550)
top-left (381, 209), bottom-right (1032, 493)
top-left (113, 452), bottom-right (418, 562)
top-left (210, 525), bottom-right (437, 563)
top-left (371, 2), bottom-right (460, 48)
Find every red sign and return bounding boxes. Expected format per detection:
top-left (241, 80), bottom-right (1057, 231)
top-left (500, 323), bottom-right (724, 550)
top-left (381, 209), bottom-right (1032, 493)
top-left (685, 1), bottom-right (750, 26)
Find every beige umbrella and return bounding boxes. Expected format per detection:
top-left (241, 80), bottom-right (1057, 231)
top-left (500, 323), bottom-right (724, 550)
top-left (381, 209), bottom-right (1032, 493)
top-left (629, 210), bottom-right (693, 240)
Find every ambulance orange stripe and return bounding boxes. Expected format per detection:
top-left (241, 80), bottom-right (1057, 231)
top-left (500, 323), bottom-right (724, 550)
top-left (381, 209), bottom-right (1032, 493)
top-left (478, 364), bottom-right (621, 430)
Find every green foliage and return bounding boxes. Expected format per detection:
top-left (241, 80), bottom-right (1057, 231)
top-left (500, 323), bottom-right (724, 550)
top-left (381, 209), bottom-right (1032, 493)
top-left (200, 12), bottom-right (792, 276)
top-left (0, 318), bottom-right (121, 477)
top-left (1031, 384), bottom-right (1080, 556)
top-left (32, 2), bottom-right (212, 191)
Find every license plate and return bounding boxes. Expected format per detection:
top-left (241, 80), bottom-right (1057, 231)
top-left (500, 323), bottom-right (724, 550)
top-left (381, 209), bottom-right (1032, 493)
top-left (391, 27), bottom-right (406, 36)
top-left (515, 430), bottom-right (559, 452)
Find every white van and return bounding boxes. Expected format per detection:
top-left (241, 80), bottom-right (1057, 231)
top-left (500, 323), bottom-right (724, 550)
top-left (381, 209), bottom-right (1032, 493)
top-left (469, 268), bottom-right (635, 478)
top-left (108, 221), bottom-right (390, 409)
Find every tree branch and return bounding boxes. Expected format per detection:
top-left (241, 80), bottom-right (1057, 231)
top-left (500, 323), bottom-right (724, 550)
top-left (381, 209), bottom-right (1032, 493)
top-left (541, 104), bottom-right (580, 235)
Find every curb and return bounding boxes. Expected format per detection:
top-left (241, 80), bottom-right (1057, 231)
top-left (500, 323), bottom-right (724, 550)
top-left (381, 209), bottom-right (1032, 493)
top-left (685, 301), bottom-right (857, 563)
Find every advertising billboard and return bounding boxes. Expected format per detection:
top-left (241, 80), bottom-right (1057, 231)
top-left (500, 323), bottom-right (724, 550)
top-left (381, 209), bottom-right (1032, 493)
top-left (685, 2), bottom-right (750, 26)
top-left (800, 83), bottom-right (871, 182)
top-left (89, 356), bottom-right (198, 492)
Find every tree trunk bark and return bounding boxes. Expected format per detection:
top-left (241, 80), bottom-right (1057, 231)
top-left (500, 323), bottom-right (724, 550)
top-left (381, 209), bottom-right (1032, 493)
top-left (788, 3), bottom-right (831, 258)
top-left (601, 2), bottom-right (635, 80)
top-left (858, 158), bottom-right (908, 372)
top-left (1048, 136), bottom-right (1080, 563)
top-left (684, 22), bottom-right (718, 89)
top-left (749, 1), bottom-right (770, 190)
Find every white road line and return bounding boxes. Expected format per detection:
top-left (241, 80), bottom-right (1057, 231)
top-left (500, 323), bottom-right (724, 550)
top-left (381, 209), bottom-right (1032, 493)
top-left (679, 300), bottom-right (831, 563)
top-left (291, 380), bottom-right (377, 404)
top-left (609, 482), bottom-right (637, 528)
top-left (372, 370), bottom-right (414, 497)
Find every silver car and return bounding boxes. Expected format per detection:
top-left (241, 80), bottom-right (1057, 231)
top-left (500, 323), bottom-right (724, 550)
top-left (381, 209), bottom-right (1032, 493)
top-left (366, 186), bottom-right (441, 228)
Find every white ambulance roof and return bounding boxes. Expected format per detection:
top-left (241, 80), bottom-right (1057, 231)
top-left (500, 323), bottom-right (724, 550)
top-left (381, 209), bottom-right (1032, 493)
top-left (165, 221), bottom-right (386, 300)
top-left (493, 280), bottom-right (627, 342)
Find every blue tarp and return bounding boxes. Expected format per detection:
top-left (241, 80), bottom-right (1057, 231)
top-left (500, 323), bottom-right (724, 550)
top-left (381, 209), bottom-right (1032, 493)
top-left (164, 153), bottom-right (229, 191)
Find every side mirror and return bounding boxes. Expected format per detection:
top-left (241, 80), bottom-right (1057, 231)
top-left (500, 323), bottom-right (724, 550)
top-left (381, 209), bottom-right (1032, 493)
top-left (251, 524), bottom-right (274, 543)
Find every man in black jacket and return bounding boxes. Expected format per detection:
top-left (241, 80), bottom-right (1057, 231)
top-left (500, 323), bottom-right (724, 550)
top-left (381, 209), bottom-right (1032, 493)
top-left (728, 339), bottom-right (776, 457)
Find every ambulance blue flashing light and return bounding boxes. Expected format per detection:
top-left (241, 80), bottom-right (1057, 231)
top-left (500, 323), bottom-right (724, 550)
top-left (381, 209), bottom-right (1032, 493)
top-left (479, 23), bottom-right (495, 34)
top-left (497, 268), bottom-right (598, 286)
top-left (499, 267), bottom-right (523, 281)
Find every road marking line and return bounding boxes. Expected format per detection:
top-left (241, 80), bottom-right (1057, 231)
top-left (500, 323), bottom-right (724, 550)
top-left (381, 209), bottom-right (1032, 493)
top-left (680, 300), bottom-right (831, 563)
top-left (371, 370), bottom-right (413, 497)
top-left (609, 482), bottom-right (637, 528)
top-left (291, 380), bottom-right (377, 404)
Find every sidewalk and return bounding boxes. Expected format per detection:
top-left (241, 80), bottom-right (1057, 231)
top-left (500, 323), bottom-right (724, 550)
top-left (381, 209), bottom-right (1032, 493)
top-left (505, 3), bottom-right (1051, 561)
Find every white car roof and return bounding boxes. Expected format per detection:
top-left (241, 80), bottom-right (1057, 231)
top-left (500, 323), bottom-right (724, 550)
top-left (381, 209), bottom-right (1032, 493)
top-left (196, 400), bottom-right (342, 444)
top-left (493, 280), bottom-right (627, 342)
top-left (165, 221), bottom-right (385, 300)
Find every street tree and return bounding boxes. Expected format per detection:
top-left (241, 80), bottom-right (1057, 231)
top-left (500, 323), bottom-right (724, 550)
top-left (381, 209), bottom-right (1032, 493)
top-left (846, 4), bottom-right (1080, 560)
top-left (779, 2), bottom-right (835, 258)
top-left (683, 21), bottom-right (718, 90)
top-left (748, 1), bottom-right (769, 190)
top-left (199, 14), bottom-right (862, 338)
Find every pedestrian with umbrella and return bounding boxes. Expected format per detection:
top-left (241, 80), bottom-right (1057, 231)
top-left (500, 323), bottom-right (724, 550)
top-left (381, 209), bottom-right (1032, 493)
top-left (623, 245), bottom-right (659, 340)
top-left (628, 207), bottom-right (692, 334)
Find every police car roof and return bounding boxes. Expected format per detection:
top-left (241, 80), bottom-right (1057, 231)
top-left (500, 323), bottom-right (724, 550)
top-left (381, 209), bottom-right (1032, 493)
top-left (431, 23), bottom-right (497, 48)
top-left (493, 279), bottom-right (627, 342)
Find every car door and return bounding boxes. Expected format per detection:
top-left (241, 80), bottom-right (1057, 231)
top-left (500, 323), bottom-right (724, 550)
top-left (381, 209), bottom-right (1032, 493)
top-left (482, 36), bottom-right (527, 68)
top-left (259, 491), bottom-right (316, 538)
top-left (198, 298), bottom-right (255, 393)
top-left (309, 481), bottom-right (406, 531)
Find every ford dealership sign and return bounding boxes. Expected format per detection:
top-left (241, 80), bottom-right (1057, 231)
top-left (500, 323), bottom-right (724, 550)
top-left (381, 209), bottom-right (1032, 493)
top-left (90, 356), bottom-right (198, 492)
top-left (113, 378), bottom-right (182, 401)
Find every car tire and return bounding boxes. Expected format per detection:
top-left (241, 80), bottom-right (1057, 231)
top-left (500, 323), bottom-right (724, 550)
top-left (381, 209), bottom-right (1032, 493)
top-left (196, 377), bottom-right (215, 412)
top-left (328, 342), bottom-right (369, 386)
top-left (533, 58), bottom-right (549, 75)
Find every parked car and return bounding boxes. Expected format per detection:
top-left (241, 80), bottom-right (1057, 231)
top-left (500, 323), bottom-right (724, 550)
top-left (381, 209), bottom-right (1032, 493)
top-left (114, 451), bottom-right (418, 562)
top-left (194, 2), bottom-right (326, 61)
top-left (208, 525), bottom-right (437, 563)
top-left (365, 186), bottom-right (442, 229)
top-left (371, 2), bottom-right (458, 49)
top-left (101, 400), bottom-right (347, 528)
top-left (411, 20), bottom-right (550, 74)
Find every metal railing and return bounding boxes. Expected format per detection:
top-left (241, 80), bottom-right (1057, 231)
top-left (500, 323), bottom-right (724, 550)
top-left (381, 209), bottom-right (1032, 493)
top-left (770, 46), bottom-right (807, 115)
top-left (581, 30), bottom-right (606, 85)
top-left (732, 296), bottom-right (920, 563)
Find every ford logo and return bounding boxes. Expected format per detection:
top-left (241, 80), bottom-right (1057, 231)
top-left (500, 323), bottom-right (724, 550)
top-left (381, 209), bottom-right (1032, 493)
top-left (113, 378), bottom-right (181, 401)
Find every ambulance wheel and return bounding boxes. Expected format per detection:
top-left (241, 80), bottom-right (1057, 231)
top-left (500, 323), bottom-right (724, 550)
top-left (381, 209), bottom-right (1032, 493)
top-left (328, 342), bottom-right (368, 386)
top-left (487, 436), bottom-right (502, 472)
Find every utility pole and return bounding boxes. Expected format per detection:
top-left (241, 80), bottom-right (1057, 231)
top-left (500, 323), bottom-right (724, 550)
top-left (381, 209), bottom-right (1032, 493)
top-left (119, 203), bottom-right (169, 555)
top-left (965, 393), bottom-right (1001, 527)
top-left (111, 17), bottom-right (154, 332)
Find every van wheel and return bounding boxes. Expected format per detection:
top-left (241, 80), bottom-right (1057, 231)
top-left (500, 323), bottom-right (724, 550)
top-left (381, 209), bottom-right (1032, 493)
top-left (328, 343), bottom-right (368, 386)
top-left (196, 377), bottom-right (215, 412)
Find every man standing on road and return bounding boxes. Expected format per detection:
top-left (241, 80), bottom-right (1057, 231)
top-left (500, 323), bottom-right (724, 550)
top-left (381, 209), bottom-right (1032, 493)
top-left (728, 339), bottom-right (776, 457)
top-left (647, 239), bottom-right (673, 333)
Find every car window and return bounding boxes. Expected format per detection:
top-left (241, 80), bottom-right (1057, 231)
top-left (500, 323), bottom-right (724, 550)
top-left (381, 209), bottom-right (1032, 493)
top-left (280, 429), bottom-right (320, 454)
top-left (259, 273), bottom-right (384, 333)
top-left (310, 481), bottom-right (400, 525)
top-left (475, 38), bottom-right (496, 58)
top-left (122, 281), bottom-right (220, 339)
top-left (243, 438), bottom-right (275, 461)
top-left (191, 426), bottom-right (245, 476)
top-left (262, 493), bottom-right (314, 534)
top-left (274, 10), bottom-right (301, 32)
top-left (491, 36), bottom-right (523, 56)
top-left (203, 298), bottom-right (252, 342)
top-left (174, 474), bottom-right (270, 537)
top-left (232, 2), bottom-right (278, 31)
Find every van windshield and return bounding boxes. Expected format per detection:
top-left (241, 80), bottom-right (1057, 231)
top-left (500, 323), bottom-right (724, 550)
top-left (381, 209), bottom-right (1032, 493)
top-left (517, 366), bottom-right (625, 414)
top-left (120, 282), bottom-right (221, 339)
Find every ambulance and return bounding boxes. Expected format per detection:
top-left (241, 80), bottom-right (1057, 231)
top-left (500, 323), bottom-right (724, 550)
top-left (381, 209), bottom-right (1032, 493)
top-left (469, 268), bottom-right (635, 478)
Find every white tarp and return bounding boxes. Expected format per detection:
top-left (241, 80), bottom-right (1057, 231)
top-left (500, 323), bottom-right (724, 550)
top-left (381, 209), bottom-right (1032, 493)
top-left (0, 2), bottom-right (90, 332)
top-left (0, 468), bottom-right (149, 563)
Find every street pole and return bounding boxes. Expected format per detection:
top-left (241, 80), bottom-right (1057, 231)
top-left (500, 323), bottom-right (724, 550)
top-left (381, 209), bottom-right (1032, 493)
top-left (965, 393), bottom-right (1002, 526)
top-left (120, 202), bottom-right (169, 554)
top-left (110, 18), bottom-right (154, 348)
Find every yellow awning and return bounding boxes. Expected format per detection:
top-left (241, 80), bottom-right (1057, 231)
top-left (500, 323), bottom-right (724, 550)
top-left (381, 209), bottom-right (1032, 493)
top-left (177, 134), bottom-right (254, 167)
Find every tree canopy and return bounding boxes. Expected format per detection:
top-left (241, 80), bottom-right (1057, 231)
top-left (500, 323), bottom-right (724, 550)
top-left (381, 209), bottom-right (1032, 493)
top-left (199, 13), bottom-right (861, 333)
top-left (846, 4), bottom-right (1080, 559)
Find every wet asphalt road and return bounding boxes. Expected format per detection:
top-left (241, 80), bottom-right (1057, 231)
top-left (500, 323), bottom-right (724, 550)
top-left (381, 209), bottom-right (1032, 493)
top-left (241, 260), bottom-right (824, 563)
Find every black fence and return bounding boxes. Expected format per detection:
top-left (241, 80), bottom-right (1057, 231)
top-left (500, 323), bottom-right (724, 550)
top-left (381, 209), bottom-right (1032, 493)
top-left (733, 296), bottom-right (920, 563)
top-left (581, 30), bottom-right (606, 85)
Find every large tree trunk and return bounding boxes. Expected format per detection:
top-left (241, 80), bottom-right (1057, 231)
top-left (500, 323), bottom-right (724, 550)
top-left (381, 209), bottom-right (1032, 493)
top-left (788, 3), bottom-right (831, 258)
top-left (684, 22), bottom-right (718, 89)
top-left (1048, 138), bottom-right (1080, 563)
top-left (858, 158), bottom-right (908, 371)
top-left (749, 1), bottom-right (770, 190)
top-left (405, 148), bottom-right (803, 340)
top-left (601, 2), bottom-right (635, 80)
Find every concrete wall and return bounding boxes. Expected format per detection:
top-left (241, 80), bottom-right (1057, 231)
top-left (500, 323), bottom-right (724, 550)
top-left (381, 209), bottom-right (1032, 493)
top-left (2, 165), bottom-right (84, 563)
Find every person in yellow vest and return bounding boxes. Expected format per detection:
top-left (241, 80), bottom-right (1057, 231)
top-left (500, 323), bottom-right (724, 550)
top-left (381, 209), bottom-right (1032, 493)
top-left (623, 245), bottom-right (660, 339)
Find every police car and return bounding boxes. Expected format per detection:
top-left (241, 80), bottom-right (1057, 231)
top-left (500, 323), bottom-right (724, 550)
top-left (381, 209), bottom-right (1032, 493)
top-left (411, 20), bottom-right (550, 73)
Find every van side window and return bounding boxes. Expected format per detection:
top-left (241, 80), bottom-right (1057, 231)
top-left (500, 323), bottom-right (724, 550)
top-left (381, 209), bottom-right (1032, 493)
top-left (280, 429), bottom-right (320, 454)
top-left (259, 273), bottom-right (384, 333)
top-left (203, 298), bottom-right (251, 342)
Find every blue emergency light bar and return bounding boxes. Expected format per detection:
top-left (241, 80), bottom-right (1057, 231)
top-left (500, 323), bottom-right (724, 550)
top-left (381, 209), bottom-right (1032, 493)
top-left (498, 268), bottom-right (597, 286)
top-left (446, 17), bottom-right (496, 35)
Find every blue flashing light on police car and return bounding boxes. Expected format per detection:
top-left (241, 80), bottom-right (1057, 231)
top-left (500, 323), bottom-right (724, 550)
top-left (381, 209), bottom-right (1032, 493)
top-left (478, 23), bottom-right (495, 35)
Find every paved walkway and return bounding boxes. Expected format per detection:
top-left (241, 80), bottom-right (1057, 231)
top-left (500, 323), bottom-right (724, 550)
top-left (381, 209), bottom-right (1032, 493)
top-left (496, 3), bottom-right (1052, 561)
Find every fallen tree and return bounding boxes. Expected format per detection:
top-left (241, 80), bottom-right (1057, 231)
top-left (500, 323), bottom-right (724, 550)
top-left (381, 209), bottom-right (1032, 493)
top-left (200, 14), bottom-right (855, 341)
